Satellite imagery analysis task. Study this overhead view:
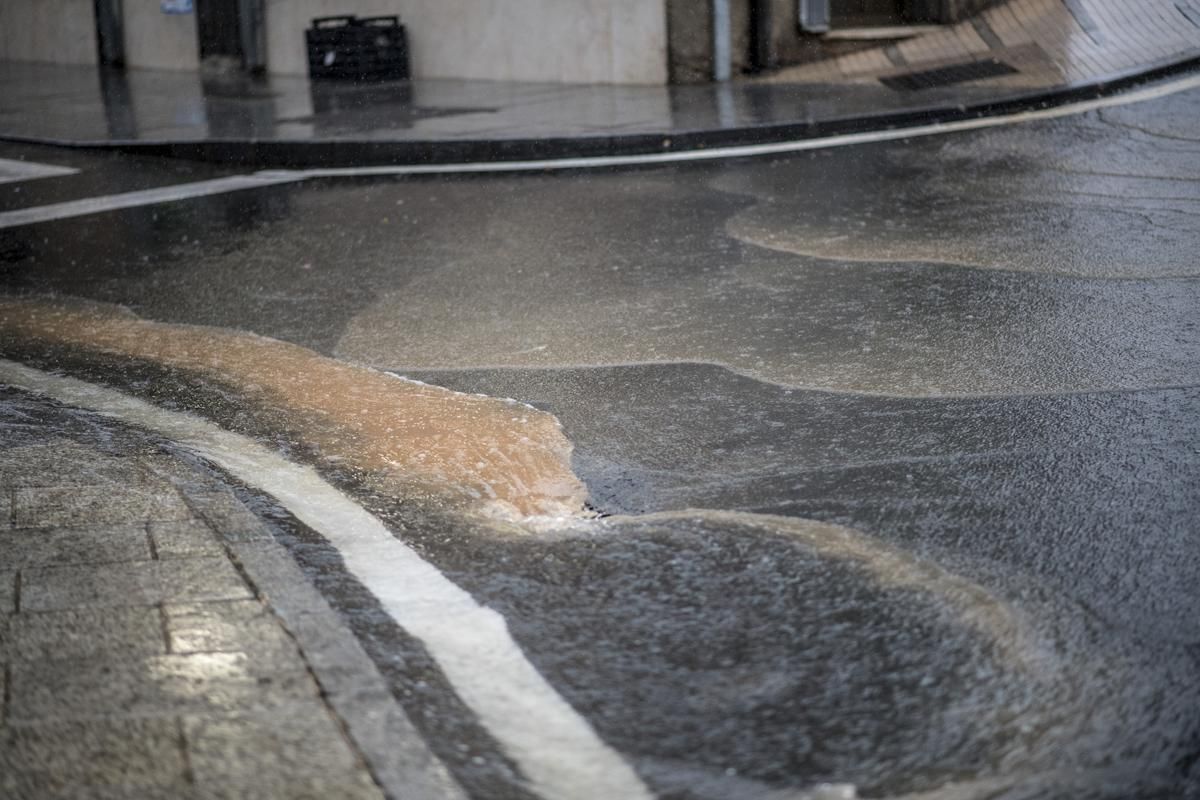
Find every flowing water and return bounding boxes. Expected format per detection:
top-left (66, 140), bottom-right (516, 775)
top-left (3, 295), bottom-right (1197, 799)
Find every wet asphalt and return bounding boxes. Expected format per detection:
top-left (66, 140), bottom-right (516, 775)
top-left (3, 82), bottom-right (1200, 799)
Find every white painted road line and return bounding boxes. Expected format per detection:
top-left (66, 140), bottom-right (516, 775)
top-left (0, 71), bottom-right (1198, 230)
top-left (0, 172), bottom-right (305, 229)
top-left (304, 71), bottom-right (1200, 176)
top-left (0, 358), bottom-right (655, 800)
top-left (0, 157), bottom-right (78, 185)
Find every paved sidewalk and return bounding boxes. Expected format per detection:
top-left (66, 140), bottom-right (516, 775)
top-left (0, 0), bottom-right (1195, 166)
top-left (0, 387), bottom-right (456, 799)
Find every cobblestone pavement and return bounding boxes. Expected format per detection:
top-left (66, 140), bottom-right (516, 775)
top-left (0, 388), bottom-right (457, 800)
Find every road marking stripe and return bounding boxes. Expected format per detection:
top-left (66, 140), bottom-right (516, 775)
top-left (0, 71), bottom-right (1197, 230)
top-left (0, 173), bottom-right (304, 229)
top-left (0, 358), bottom-right (654, 800)
top-left (303, 71), bottom-right (1200, 176)
top-left (0, 157), bottom-right (78, 185)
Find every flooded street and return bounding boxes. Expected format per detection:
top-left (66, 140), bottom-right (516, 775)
top-left (3, 79), bottom-right (1200, 800)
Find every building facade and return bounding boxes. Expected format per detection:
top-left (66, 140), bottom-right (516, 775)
top-left (0, 0), bottom-right (995, 86)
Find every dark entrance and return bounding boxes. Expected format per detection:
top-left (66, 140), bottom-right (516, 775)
top-left (195, 0), bottom-right (244, 62)
top-left (832, 0), bottom-right (906, 26)
top-left (803, 0), bottom-right (982, 30)
top-left (92, 0), bottom-right (125, 66)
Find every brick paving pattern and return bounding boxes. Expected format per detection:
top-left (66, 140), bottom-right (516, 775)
top-left (764, 0), bottom-right (1200, 89)
top-left (0, 405), bottom-right (389, 798)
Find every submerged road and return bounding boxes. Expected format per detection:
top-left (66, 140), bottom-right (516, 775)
top-left (2, 77), bottom-right (1200, 799)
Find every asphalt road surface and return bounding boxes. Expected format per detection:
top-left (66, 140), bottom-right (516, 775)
top-left (2, 80), bottom-right (1199, 799)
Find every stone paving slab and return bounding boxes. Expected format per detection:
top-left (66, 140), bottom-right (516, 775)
top-left (148, 519), bottom-right (226, 559)
top-left (0, 718), bottom-right (186, 798)
top-left (183, 492), bottom-right (276, 544)
top-left (0, 571), bottom-right (14, 614)
top-left (19, 556), bottom-right (254, 612)
top-left (158, 557), bottom-right (257, 605)
top-left (8, 606), bottom-right (165, 662)
top-left (184, 703), bottom-right (370, 784)
top-left (0, 389), bottom-right (459, 799)
top-left (8, 651), bottom-right (320, 723)
top-left (19, 560), bottom-right (161, 611)
top-left (0, 442), bottom-right (149, 487)
top-left (13, 485), bottom-right (192, 528)
top-left (165, 600), bottom-right (302, 660)
top-left (191, 773), bottom-right (384, 800)
top-left (0, 524), bottom-right (153, 569)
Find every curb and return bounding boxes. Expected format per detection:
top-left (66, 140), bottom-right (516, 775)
top-left (2, 52), bottom-right (1198, 168)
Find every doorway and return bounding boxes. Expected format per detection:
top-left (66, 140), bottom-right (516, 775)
top-left (195, 0), bottom-right (244, 64)
top-left (833, 0), bottom-right (906, 26)
top-left (802, 0), bottom-right (954, 31)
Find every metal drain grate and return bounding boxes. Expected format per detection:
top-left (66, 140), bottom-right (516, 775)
top-left (880, 58), bottom-right (1019, 91)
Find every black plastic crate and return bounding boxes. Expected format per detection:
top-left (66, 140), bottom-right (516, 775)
top-left (306, 15), bottom-right (410, 82)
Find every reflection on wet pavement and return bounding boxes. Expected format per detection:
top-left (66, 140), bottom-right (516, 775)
top-left (722, 93), bottom-right (1200, 278)
top-left (4, 92), bottom-right (1198, 396)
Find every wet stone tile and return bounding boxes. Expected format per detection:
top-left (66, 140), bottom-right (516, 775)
top-left (0, 611), bottom-right (9, 662)
top-left (0, 442), bottom-right (146, 488)
top-left (227, 545), bottom-right (396, 697)
top-left (21, 557), bottom-right (252, 611)
top-left (159, 557), bottom-right (254, 604)
top-left (0, 717), bottom-right (186, 797)
top-left (8, 652), bottom-right (319, 721)
top-left (10, 606), bottom-right (166, 662)
top-left (181, 492), bottom-right (274, 544)
top-left (166, 600), bottom-right (299, 659)
top-left (149, 519), bottom-right (225, 559)
top-left (20, 561), bottom-right (161, 611)
top-left (193, 773), bottom-right (384, 800)
top-left (13, 485), bottom-right (192, 528)
top-left (205, 510), bottom-right (274, 545)
top-left (0, 524), bottom-right (152, 569)
top-left (183, 703), bottom-right (368, 783)
top-left (41, 786), bottom-right (197, 800)
top-left (179, 490), bottom-right (245, 515)
top-left (0, 570), bottom-right (14, 614)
